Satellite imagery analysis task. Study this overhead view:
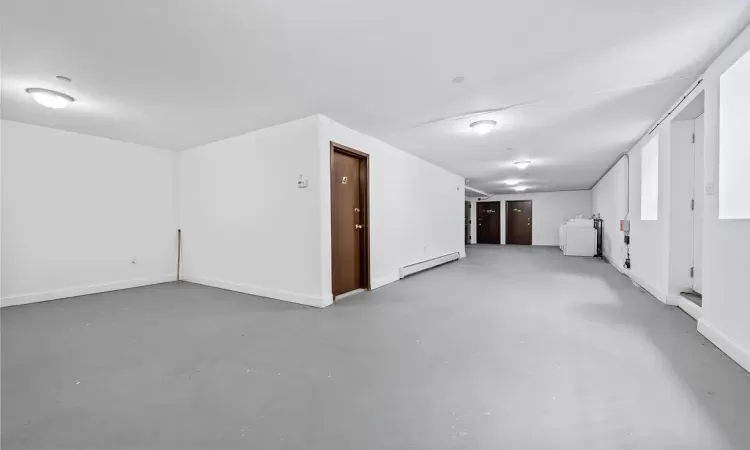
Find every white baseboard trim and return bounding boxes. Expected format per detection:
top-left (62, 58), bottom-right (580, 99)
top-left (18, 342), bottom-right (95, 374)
top-left (665, 294), bottom-right (682, 307)
top-left (1, 275), bottom-right (175, 307)
top-left (630, 273), bottom-right (667, 304)
top-left (371, 273), bottom-right (400, 290)
top-left (604, 254), bottom-right (692, 308)
top-left (615, 265), bottom-right (631, 277)
top-left (601, 255), bottom-right (747, 374)
top-left (676, 297), bottom-right (703, 320)
top-left (320, 293), bottom-right (334, 307)
top-left (185, 276), bottom-right (329, 308)
top-left (698, 319), bottom-right (750, 374)
top-left (602, 255), bottom-right (630, 277)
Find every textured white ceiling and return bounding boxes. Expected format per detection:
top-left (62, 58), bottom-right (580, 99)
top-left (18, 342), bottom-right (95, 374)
top-left (2, 0), bottom-right (749, 192)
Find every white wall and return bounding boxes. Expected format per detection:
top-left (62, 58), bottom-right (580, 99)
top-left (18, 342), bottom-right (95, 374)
top-left (2, 115), bottom-right (465, 309)
top-left (592, 128), bottom-right (671, 301)
top-left (1, 120), bottom-right (178, 306)
top-left (627, 129), bottom-right (673, 301)
top-left (591, 156), bottom-right (628, 268)
top-left (591, 23), bottom-right (750, 373)
top-left (718, 44), bottom-right (750, 219)
top-left (178, 116), bottom-right (327, 307)
top-left (699, 25), bottom-right (750, 372)
top-left (318, 116), bottom-right (465, 292)
top-left (467, 191), bottom-right (592, 246)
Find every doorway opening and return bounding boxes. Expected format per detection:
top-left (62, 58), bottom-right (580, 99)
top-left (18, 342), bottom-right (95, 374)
top-left (671, 92), bottom-right (705, 311)
top-left (690, 113), bottom-right (705, 298)
top-left (330, 142), bottom-right (371, 298)
top-left (465, 201), bottom-right (471, 245)
top-left (506, 200), bottom-right (532, 245)
top-left (477, 201), bottom-right (501, 244)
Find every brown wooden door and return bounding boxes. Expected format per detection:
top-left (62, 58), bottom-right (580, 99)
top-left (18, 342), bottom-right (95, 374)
top-left (331, 146), bottom-right (369, 297)
top-left (477, 202), bottom-right (501, 244)
top-left (465, 201), bottom-right (471, 244)
top-left (506, 200), bottom-right (532, 245)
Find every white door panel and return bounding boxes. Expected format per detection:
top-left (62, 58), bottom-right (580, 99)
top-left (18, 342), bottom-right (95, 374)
top-left (693, 114), bottom-right (705, 294)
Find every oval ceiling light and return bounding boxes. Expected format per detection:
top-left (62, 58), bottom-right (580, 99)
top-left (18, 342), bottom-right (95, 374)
top-left (469, 120), bottom-right (496, 135)
top-left (503, 179), bottom-right (521, 186)
top-left (514, 160), bottom-right (531, 170)
top-left (513, 186), bottom-right (530, 192)
top-left (25, 88), bottom-right (75, 109)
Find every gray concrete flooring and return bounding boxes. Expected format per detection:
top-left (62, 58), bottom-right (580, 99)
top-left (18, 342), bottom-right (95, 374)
top-left (2, 245), bottom-right (750, 449)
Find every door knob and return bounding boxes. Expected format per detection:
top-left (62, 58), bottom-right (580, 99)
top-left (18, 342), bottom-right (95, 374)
top-left (355, 224), bottom-right (363, 229)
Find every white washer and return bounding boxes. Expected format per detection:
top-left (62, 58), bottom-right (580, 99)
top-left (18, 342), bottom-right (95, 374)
top-left (559, 219), bottom-right (596, 256)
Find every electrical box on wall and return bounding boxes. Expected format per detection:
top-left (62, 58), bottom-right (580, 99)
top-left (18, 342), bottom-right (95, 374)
top-left (297, 175), bottom-right (308, 188)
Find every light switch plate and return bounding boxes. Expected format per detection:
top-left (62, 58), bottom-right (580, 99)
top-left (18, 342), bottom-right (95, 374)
top-left (705, 182), bottom-right (716, 196)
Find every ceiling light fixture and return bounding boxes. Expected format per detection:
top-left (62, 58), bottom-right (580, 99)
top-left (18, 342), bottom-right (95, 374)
top-left (514, 160), bottom-right (531, 170)
top-left (25, 88), bottom-right (75, 109)
top-left (503, 179), bottom-right (521, 186)
top-left (469, 120), bottom-right (496, 135)
top-left (513, 186), bottom-right (530, 192)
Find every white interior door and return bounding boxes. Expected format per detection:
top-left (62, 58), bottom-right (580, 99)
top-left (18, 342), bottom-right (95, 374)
top-left (693, 114), bottom-right (705, 294)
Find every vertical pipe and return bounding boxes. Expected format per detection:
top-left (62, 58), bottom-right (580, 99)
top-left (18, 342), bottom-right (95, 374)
top-left (177, 229), bottom-right (182, 282)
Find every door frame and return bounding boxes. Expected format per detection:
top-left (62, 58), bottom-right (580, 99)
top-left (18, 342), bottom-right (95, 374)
top-left (330, 142), bottom-right (371, 294)
top-left (477, 201), bottom-right (501, 244)
top-left (506, 200), bottom-right (533, 245)
top-left (691, 113), bottom-right (704, 294)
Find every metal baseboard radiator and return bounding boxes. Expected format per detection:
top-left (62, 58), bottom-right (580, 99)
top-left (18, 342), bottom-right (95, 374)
top-left (398, 252), bottom-right (460, 279)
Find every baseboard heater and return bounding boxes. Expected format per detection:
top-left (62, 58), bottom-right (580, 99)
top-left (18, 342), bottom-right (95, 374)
top-left (398, 252), bottom-right (460, 279)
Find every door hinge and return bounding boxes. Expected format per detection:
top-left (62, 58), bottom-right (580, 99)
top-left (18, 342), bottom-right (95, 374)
top-left (692, 133), bottom-right (695, 143)
top-left (691, 199), bottom-right (695, 211)
top-left (690, 266), bottom-right (694, 278)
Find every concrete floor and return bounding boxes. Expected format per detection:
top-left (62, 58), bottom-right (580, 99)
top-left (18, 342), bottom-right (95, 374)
top-left (2, 246), bottom-right (750, 449)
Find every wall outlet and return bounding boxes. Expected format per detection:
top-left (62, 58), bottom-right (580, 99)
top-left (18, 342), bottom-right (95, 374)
top-left (297, 176), bottom-right (308, 188)
top-left (131, 258), bottom-right (137, 264)
top-left (705, 182), bottom-right (716, 196)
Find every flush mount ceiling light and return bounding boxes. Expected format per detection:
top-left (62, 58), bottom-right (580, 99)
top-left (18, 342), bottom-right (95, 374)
top-left (25, 88), bottom-right (75, 109)
top-left (514, 160), bottom-right (531, 170)
top-left (503, 179), bottom-right (521, 186)
top-left (513, 186), bottom-right (530, 192)
top-left (469, 120), bottom-right (497, 135)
